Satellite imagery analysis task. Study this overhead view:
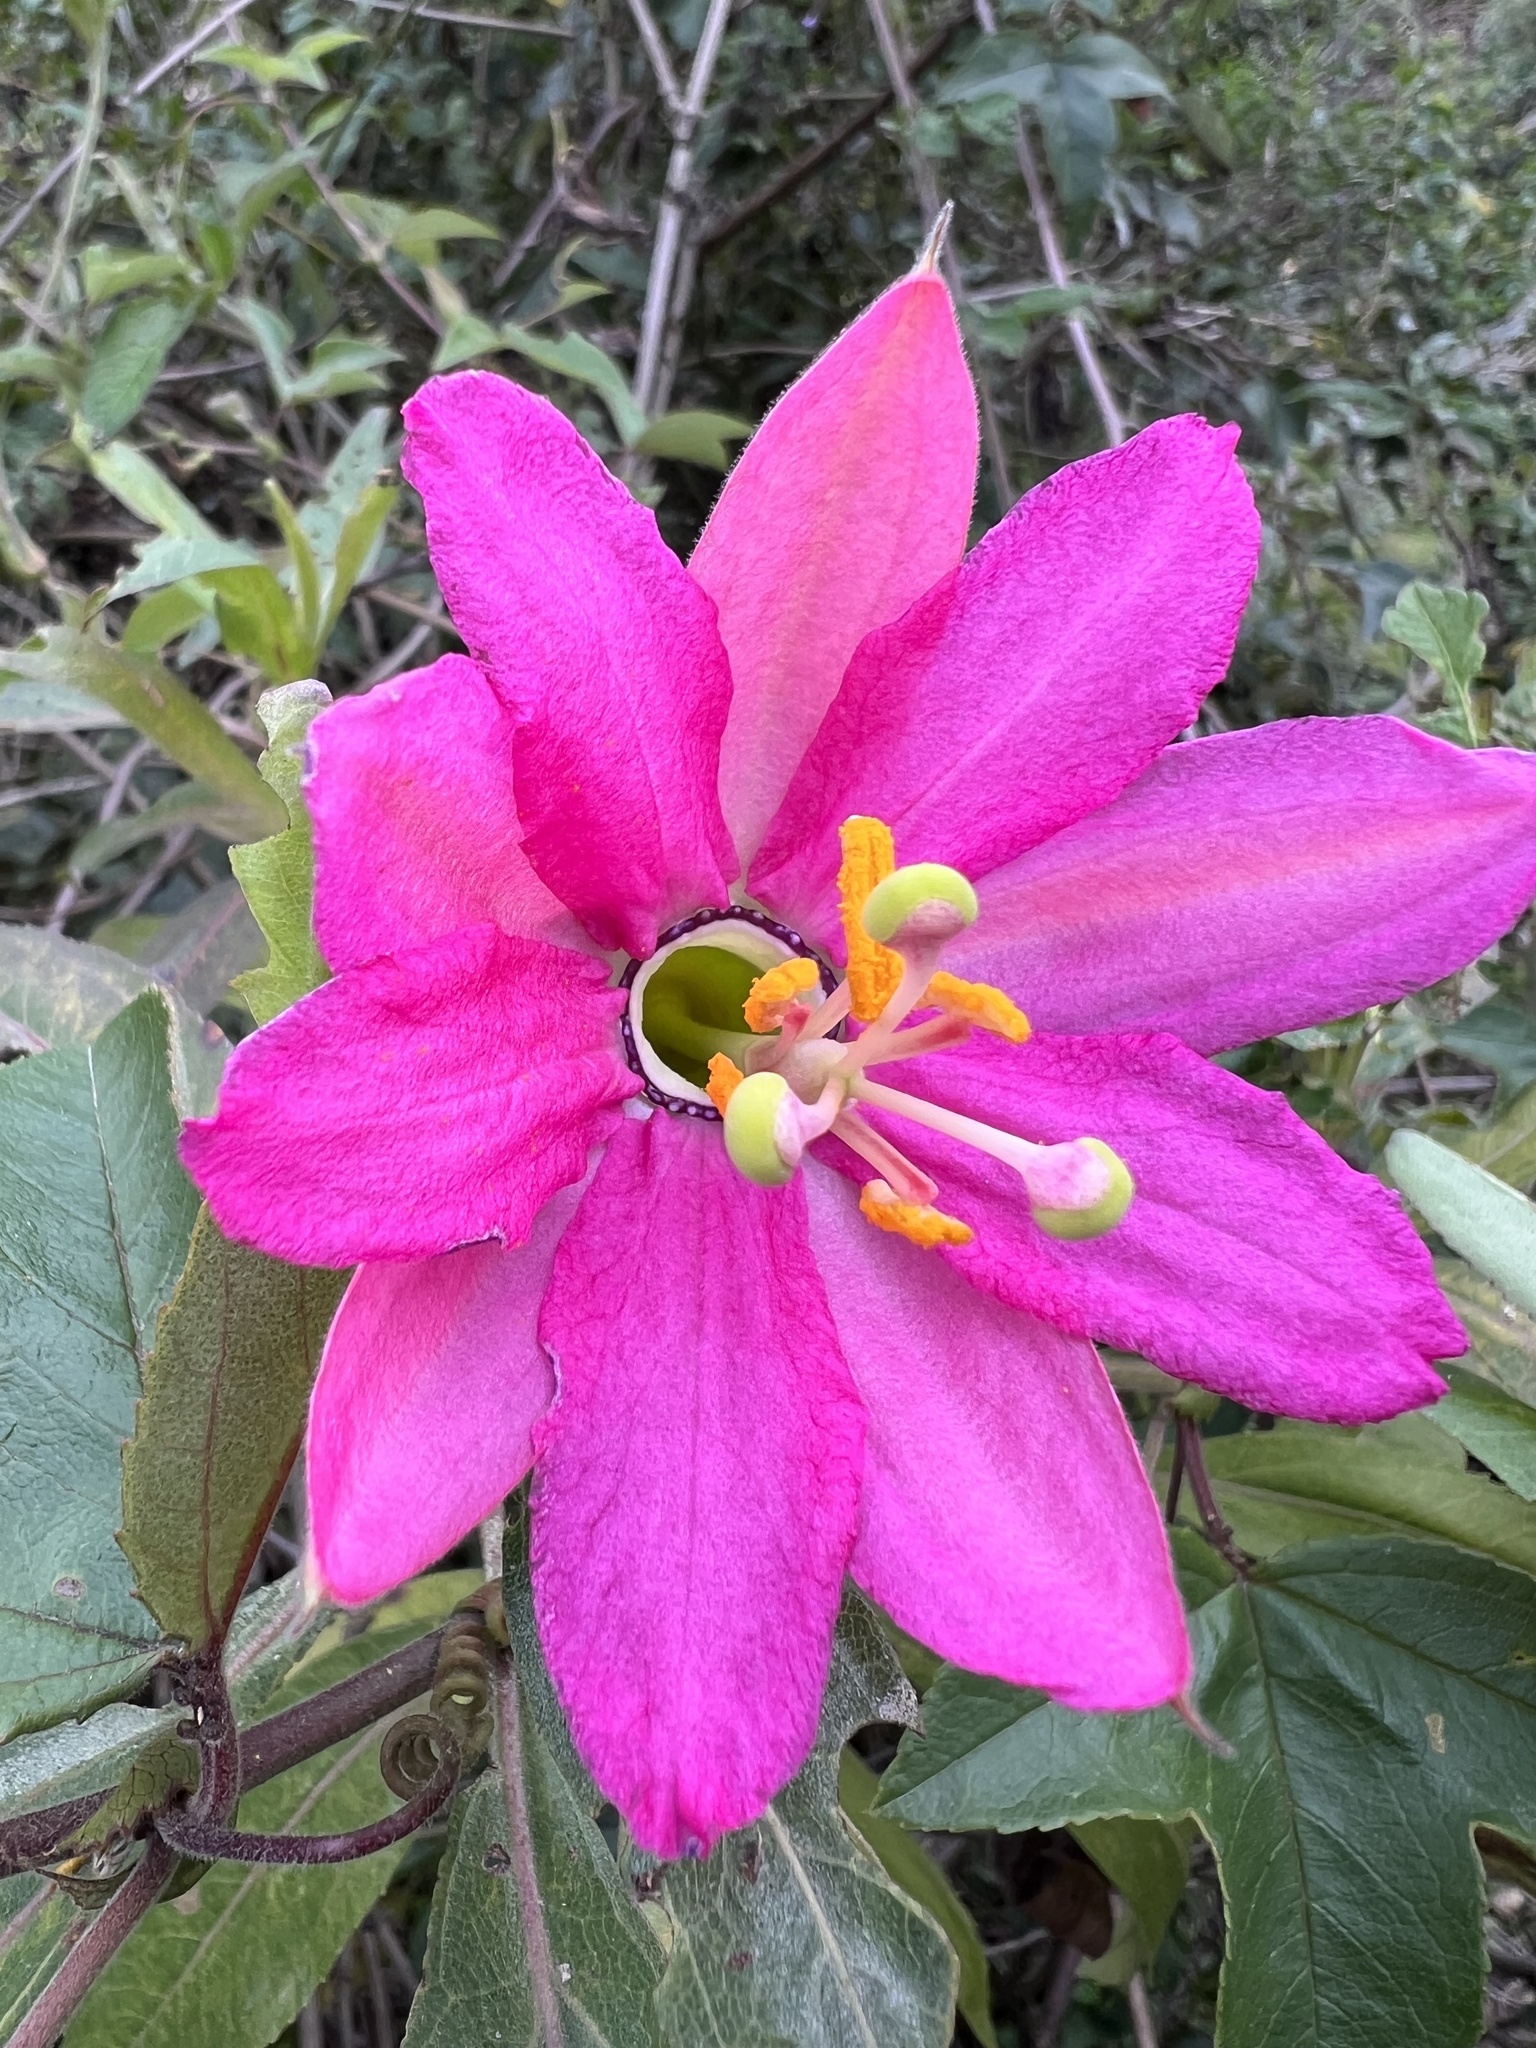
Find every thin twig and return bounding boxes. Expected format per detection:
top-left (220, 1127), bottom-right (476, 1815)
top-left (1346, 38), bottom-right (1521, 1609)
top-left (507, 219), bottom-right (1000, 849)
top-left (1128, 1972), bottom-right (1160, 2048)
top-left (157, 1743), bottom-right (457, 1864)
top-left (860, 0), bottom-right (1013, 505)
top-left (6, 1836), bottom-right (175, 2048)
top-left (495, 1650), bottom-right (563, 2044)
top-left (972, 0), bottom-right (1125, 446)
top-left (33, 19), bottom-right (111, 325)
top-left (623, 0), bottom-right (682, 115)
top-left (276, 118), bottom-right (442, 337)
top-left (0, 0), bottom-right (266, 256)
top-left (1175, 1415), bottom-right (1249, 1573)
top-left (697, 18), bottom-right (963, 251)
top-left (350, 0), bottom-right (571, 34)
top-left (631, 0), bottom-right (735, 417)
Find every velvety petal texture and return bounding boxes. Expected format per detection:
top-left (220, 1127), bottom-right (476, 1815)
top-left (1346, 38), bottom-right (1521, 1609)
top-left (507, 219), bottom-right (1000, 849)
top-left (832, 1034), bottom-right (1461, 1422)
top-left (691, 273), bottom-right (977, 867)
top-left (309, 652), bottom-right (575, 970)
top-left (182, 925), bottom-right (634, 1264)
top-left (752, 416), bottom-right (1261, 942)
top-left (803, 1164), bottom-right (1189, 1708)
top-left (308, 1180), bottom-right (582, 1605)
top-left (533, 1114), bottom-right (865, 1859)
top-left (403, 373), bottom-right (736, 955)
top-left (950, 717), bottom-right (1536, 1055)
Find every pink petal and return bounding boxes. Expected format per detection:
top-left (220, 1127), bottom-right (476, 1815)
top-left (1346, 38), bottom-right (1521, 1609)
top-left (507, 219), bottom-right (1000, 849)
top-left (824, 1033), bottom-right (1461, 1423)
top-left (752, 416), bottom-right (1261, 941)
top-left (691, 273), bottom-right (977, 868)
top-left (802, 1164), bottom-right (1189, 1709)
top-left (308, 1179), bottom-right (582, 1605)
top-left (403, 373), bottom-right (736, 956)
top-left (181, 924), bottom-right (635, 1265)
top-left (308, 653), bottom-right (576, 970)
top-left (532, 1113), bottom-right (864, 1858)
top-left (949, 717), bottom-right (1536, 1055)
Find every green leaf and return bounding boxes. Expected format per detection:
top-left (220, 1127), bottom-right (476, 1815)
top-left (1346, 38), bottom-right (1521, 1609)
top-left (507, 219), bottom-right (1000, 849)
top-left (84, 441), bottom-right (217, 541)
top-left (285, 337), bottom-right (399, 406)
top-left (630, 410), bottom-right (753, 470)
top-left (0, 1877), bottom-right (79, 2040)
top-left (1071, 1815), bottom-right (1191, 1984)
top-left (1172, 1416), bottom-right (1536, 1575)
top-left (297, 407), bottom-right (391, 568)
top-left (94, 878), bottom-right (264, 1019)
top-left (1451, 1080), bottom-right (1536, 1188)
top-left (1432, 1365), bottom-right (1536, 1500)
top-left (1435, 997), bottom-right (1536, 1094)
top-left (206, 563), bottom-right (312, 683)
top-left (121, 581), bottom-right (215, 655)
top-left (879, 1538), bottom-right (1536, 2048)
top-left (0, 993), bottom-right (198, 1738)
top-left (105, 534), bottom-right (261, 604)
top-left (66, 1621), bottom-right (441, 2048)
top-left (319, 483), bottom-right (395, 643)
top-left (0, 925), bottom-right (225, 1107)
top-left (119, 1207), bottom-right (345, 1650)
top-left (79, 296), bottom-right (196, 440)
top-left (230, 682), bottom-right (332, 1025)
top-left (402, 1729), bottom-right (664, 2048)
top-left (0, 343), bottom-right (64, 388)
top-left (497, 324), bottom-right (648, 446)
top-left (0, 627), bottom-right (285, 827)
top-left (654, 1593), bottom-right (958, 2048)
top-left (1435, 1259), bottom-right (1536, 1406)
top-left (403, 1507), bottom-right (665, 2046)
top-left (1382, 581), bottom-right (1490, 690)
top-left (197, 41), bottom-right (331, 90)
top-left (0, 679), bottom-right (130, 731)
top-left (839, 1751), bottom-right (998, 2048)
top-left (0, 1702), bottom-right (179, 1824)
top-left (69, 779), bottom-right (269, 879)
top-left (80, 247), bottom-right (195, 306)
top-left (263, 479), bottom-right (322, 653)
top-left (1387, 1128), bottom-right (1536, 1317)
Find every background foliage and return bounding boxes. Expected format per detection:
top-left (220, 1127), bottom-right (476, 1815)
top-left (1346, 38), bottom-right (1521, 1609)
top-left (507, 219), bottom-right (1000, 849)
top-left (1, 0), bottom-right (1536, 2043)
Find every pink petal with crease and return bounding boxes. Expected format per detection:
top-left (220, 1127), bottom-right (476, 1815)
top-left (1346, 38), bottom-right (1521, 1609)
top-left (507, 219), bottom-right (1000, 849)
top-left (181, 924), bottom-right (635, 1265)
top-left (692, 273), bottom-right (976, 867)
top-left (752, 415), bottom-right (1260, 941)
top-left (949, 717), bottom-right (1536, 1055)
top-left (403, 373), bottom-right (736, 955)
top-left (309, 652), bottom-right (576, 970)
top-left (803, 1163), bottom-right (1189, 1709)
top-left (308, 1179), bottom-right (582, 1605)
top-left (821, 1033), bottom-right (1460, 1423)
top-left (533, 1114), bottom-right (864, 1858)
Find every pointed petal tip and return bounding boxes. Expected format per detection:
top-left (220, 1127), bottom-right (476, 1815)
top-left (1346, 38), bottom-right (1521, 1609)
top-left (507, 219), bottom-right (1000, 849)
top-left (913, 200), bottom-right (955, 276)
top-left (1173, 1689), bottom-right (1236, 1761)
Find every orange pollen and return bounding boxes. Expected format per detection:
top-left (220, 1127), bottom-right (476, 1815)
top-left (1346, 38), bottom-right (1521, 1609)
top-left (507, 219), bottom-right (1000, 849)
top-left (924, 971), bottom-right (1031, 1044)
top-left (706, 1052), bottom-right (745, 1115)
top-left (859, 1177), bottom-right (974, 1249)
top-left (743, 956), bottom-right (821, 1032)
top-left (838, 816), bottom-right (904, 1022)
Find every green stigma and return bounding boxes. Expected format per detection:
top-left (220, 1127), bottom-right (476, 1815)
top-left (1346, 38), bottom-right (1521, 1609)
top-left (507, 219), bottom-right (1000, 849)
top-left (723, 1072), bottom-right (797, 1186)
top-left (862, 863), bottom-right (979, 945)
top-left (640, 945), bottom-right (762, 1088)
top-left (1031, 1139), bottom-right (1135, 1241)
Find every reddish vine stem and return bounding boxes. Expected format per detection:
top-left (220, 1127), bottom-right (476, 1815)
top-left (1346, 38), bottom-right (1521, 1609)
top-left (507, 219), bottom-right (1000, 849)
top-left (156, 1741), bottom-right (458, 1866)
top-left (1175, 1415), bottom-right (1250, 1574)
top-left (0, 1627), bottom-right (448, 1880)
top-left (6, 1836), bottom-right (176, 2048)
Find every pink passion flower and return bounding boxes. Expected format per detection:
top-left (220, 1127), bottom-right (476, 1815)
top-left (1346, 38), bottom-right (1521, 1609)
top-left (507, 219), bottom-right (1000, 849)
top-left (183, 266), bottom-right (1536, 1859)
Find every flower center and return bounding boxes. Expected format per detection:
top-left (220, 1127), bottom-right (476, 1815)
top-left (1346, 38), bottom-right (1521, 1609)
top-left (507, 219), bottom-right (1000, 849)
top-left (623, 821), bottom-right (1133, 1248)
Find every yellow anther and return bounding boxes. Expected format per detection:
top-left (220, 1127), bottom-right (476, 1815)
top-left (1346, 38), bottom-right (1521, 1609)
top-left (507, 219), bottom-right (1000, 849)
top-left (925, 972), bottom-right (1031, 1044)
top-left (743, 957), bottom-right (820, 1033)
top-left (859, 1178), bottom-right (974, 1249)
top-left (706, 1052), bottom-right (745, 1115)
top-left (838, 816), bottom-right (904, 1023)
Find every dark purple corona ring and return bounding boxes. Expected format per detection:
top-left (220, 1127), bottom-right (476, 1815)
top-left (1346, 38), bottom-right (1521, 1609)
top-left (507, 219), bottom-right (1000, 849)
top-left (619, 904), bottom-right (837, 1117)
